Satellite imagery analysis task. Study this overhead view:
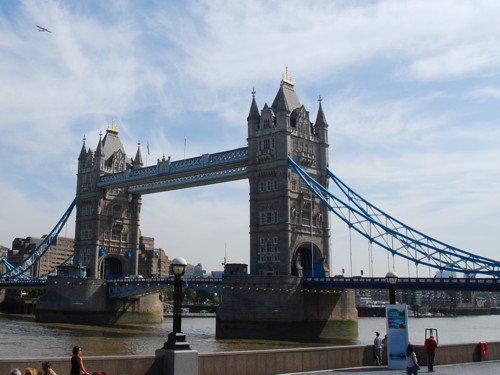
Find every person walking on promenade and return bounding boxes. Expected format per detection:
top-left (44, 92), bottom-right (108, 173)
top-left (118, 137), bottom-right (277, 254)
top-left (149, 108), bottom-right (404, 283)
top-left (405, 343), bottom-right (420, 375)
top-left (25, 368), bottom-right (37, 375)
top-left (41, 361), bottom-right (57, 375)
top-left (373, 331), bottom-right (383, 365)
top-left (424, 335), bottom-right (438, 372)
top-left (8, 369), bottom-right (21, 375)
top-left (70, 346), bottom-right (90, 375)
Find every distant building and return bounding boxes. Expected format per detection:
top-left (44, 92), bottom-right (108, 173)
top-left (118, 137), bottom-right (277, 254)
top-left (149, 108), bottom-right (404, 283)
top-left (211, 271), bottom-right (224, 278)
top-left (0, 245), bottom-right (9, 274)
top-left (184, 264), bottom-right (195, 278)
top-left (0, 245), bottom-right (9, 259)
top-left (193, 263), bottom-right (206, 277)
top-left (40, 236), bottom-right (75, 276)
top-left (10, 236), bottom-right (75, 278)
top-left (137, 236), bottom-right (171, 278)
top-left (7, 234), bottom-right (172, 279)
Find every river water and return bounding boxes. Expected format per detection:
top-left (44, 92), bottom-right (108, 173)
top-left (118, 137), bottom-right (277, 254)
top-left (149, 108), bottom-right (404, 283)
top-left (1, 313), bottom-right (499, 359)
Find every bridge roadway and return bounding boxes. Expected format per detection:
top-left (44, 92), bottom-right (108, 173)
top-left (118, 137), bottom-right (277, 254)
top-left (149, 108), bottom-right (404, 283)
top-left (1, 276), bottom-right (500, 298)
top-left (96, 147), bottom-right (249, 193)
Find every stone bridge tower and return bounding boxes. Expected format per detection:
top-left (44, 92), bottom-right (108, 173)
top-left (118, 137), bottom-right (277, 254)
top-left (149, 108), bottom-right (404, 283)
top-left (75, 122), bottom-right (143, 278)
top-left (36, 123), bottom-right (162, 325)
top-left (247, 71), bottom-right (330, 277)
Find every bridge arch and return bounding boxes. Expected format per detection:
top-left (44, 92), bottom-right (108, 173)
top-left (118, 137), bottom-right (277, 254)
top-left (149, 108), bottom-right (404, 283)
top-left (292, 243), bottom-right (325, 278)
top-left (100, 256), bottom-right (127, 279)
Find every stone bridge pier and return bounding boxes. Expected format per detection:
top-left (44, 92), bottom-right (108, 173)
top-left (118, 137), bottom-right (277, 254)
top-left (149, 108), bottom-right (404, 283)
top-left (36, 277), bottom-right (163, 324)
top-left (216, 275), bottom-right (357, 340)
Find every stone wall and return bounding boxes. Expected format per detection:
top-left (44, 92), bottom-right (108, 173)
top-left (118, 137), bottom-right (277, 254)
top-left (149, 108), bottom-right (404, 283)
top-left (2, 342), bottom-right (498, 375)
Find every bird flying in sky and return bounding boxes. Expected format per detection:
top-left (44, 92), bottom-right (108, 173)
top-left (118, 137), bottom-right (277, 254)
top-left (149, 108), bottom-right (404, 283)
top-left (36, 25), bottom-right (51, 33)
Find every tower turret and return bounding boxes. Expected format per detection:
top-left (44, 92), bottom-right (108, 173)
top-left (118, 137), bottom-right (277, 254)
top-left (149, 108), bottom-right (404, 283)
top-left (133, 142), bottom-right (144, 169)
top-left (74, 120), bottom-right (141, 279)
top-left (247, 70), bottom-right (330, 276)
top-left (314, 97), bottom-right (328, 144)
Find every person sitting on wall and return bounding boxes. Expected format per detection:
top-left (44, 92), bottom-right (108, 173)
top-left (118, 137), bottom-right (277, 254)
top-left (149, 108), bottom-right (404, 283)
top-left (41, 361), bottom-right (57, 375)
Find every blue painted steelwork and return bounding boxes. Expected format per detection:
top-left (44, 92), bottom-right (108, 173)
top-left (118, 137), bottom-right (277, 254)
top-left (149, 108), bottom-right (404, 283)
top-left (303, 276), bottom-right (500, 291)
top-left (288, 156), bottom-right (500, 277)
top-left (97, 147), bottom-right (249, 192)
top-left (0, 199), bottom-right (76, 280)
top-left (107, 277), bottom-right (223, 298)
top-left (1, 254), bottom-right (75, 280)
top-left (128, 166), bottom-right (248, 194)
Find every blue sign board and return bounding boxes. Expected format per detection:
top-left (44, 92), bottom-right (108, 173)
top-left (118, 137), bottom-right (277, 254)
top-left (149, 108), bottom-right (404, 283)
top-left (385, 304), bottom-right (409, 370)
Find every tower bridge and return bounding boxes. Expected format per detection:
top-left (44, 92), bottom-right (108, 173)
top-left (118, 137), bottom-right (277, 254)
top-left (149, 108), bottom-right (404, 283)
top-left (27, 72), bottom-right (339, 336)
top-left (70, 71), bottom-right (330, 282)
top-left (2, 72), bottom-right (500, 339)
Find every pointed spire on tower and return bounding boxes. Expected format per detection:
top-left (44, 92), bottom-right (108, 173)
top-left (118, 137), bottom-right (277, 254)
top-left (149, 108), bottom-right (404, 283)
top-left (133, 141), bottom-right (143, 168)
top-left (247, 87), bottom-right (260, 121)
top-left (315, 96), bottom-right (328, 127)
top-left (78, 135), bottom-right (87, 160)
top-left (272, 67), bottom-right (301, 112)
top-left (95, 131), bottom-right (104, 157)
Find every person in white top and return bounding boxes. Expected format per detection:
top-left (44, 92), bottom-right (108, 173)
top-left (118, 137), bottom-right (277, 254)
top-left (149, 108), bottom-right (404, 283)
top-left (405, 343), bottom-right (420, 375)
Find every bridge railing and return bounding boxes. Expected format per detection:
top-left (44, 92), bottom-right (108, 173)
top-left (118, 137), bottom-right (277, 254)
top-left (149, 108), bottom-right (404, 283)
top-left (107, 277), bottom-right (223, 298)
top-left (304, 276), bottom-right (500, 291)
top-left (0, 279), bottom-right (47, 288)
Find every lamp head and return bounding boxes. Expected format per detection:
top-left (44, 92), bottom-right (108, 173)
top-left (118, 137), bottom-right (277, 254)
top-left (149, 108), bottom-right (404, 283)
top-left (171, 257), bottom-right (188, 277)
top-left (385, 271), bottom-right (398, 285)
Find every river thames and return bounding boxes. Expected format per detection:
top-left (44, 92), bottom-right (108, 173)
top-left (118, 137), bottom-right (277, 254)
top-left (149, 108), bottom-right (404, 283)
top-left (2, 313), bottom-right (500, 359)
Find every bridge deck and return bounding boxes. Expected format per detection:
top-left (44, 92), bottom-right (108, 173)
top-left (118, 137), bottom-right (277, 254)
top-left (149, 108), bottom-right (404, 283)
top-left (1, 277), bottom-right (498, 297)
top-left (303, 276), bottom-right (500, 291)
top-left (97, 147), bottom-right (249, 193)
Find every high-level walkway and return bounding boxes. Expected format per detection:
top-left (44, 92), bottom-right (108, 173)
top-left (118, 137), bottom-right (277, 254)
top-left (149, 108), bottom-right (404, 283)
top-left (284, 361), bottom-right (500, 374)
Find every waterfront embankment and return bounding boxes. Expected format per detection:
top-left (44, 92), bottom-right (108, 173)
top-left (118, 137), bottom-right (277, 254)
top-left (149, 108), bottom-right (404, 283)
top-left (1, 341), bottom-right (499, 375)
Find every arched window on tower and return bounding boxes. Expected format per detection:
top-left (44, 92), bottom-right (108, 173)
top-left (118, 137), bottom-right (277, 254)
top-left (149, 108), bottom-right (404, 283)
top-left (113, 204), bottom-right (122, 218)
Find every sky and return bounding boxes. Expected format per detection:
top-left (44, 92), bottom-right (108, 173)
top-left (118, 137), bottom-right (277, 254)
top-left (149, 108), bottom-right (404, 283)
top-left (1, 0), bottom-right (499, 278)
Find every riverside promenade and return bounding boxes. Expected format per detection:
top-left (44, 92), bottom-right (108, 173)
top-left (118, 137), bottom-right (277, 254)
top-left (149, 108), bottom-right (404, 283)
top-left (1, 342), bottom-right (498, 375)
top-left (286, 361), bottom-right (500, 374)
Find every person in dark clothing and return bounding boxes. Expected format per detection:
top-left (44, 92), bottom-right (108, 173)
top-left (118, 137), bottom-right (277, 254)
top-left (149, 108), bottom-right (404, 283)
top-left (424, 335), bottom-right (438, 372)
top-left (70, 346), bottom-right (90, 375)
top-left (373, 331), bottom-right (383, 365)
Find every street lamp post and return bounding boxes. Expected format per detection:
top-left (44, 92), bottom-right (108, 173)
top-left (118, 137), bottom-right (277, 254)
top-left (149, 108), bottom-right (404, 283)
top-left (163, 257), bottom-right (191, 350)
top-left (385, 271), bottom-right (398, 304)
